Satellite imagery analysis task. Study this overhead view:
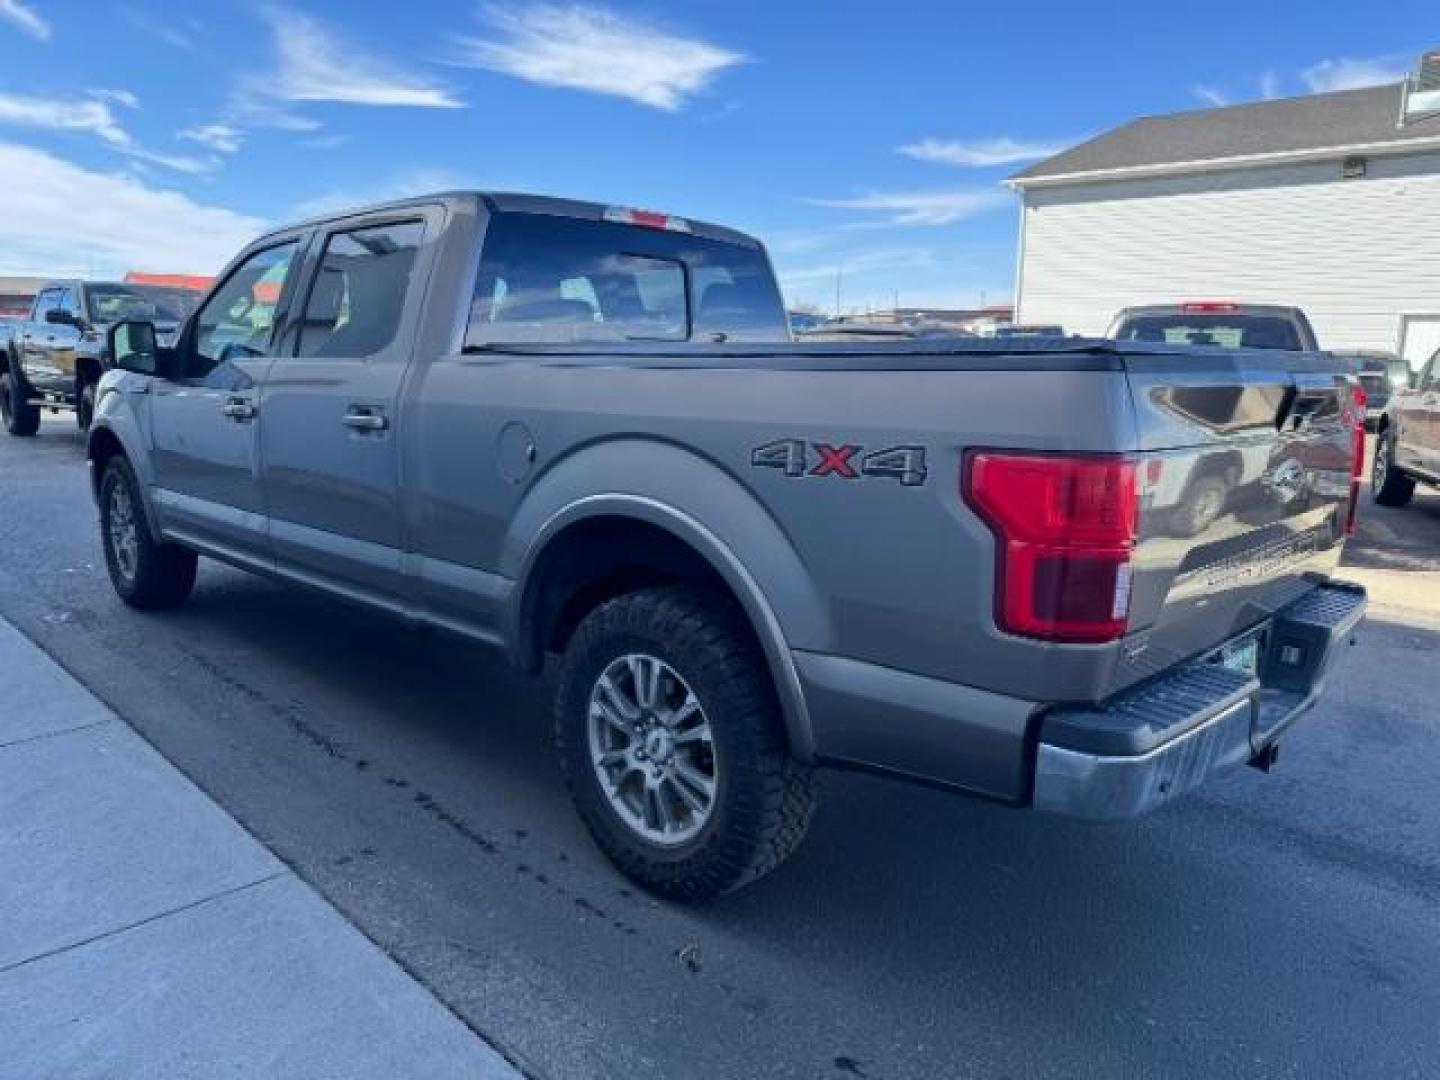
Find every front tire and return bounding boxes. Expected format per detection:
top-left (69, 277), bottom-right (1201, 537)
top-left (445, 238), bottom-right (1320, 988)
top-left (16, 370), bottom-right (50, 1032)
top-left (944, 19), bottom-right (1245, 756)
top-left (100, 457), bottom-right (198, 609)
top-left (77, 380), bottom-right (96, 431)
top-left (1372, 431), bottom-right (1415, 508)
top-left (1, 369), bottom-right (40, 437)
top-left (555, 584), bottom-right (816, 902)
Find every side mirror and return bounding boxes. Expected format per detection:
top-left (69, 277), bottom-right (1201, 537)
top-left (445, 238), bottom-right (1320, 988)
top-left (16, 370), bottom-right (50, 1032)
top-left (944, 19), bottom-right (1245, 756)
top-left (44, 308), bottom-right (74, 326)
top-left (108, 320), bottom-right (160, 376)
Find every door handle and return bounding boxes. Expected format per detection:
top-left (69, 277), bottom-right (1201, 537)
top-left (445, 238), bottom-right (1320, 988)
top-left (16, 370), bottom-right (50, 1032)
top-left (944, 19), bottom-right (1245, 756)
top-left (342, 409), bottom-right (388, 432)
top-left (222, 399), bottom-right (257, 421)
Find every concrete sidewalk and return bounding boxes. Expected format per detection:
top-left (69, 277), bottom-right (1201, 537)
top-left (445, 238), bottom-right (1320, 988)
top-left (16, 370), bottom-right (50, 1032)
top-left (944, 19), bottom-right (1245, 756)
top-left (0, 617), bottom-right (520, 1080)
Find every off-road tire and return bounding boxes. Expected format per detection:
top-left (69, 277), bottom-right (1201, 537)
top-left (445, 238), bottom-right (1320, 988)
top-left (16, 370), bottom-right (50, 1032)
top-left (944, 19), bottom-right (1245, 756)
top-left (77, 380), bottom-right (97, 431)
top-left (1, 369), bottom-right (40, 436)
top-left (555, 584), bottom-right (817, 902)
top-left (1372, 431), bottom-right (1415, 508)
top-left (100, 456), bottom-right (198, 609)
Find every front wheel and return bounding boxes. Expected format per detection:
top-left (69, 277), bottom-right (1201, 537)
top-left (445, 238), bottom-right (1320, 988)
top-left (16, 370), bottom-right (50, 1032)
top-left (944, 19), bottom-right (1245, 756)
top-left (1, 369), bottom-right (40, 436)
top-left (100, 457), bottom-right (198, 609)
top-left (555, 585), bottom-right (816, 902)
top-left (77, 380), bottom-right (96, 431)
top-left (1372, 431), bottom-right (1415, 508)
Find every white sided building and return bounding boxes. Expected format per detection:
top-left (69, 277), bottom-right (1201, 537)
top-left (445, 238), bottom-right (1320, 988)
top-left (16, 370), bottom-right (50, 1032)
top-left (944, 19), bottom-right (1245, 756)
top-left (1010, 52), bottom-right (1440, 369)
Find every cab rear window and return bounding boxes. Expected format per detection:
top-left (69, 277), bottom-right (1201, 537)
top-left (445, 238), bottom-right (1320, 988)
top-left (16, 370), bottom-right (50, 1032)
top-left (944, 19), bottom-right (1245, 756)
top-left (1114, 314), bottom-right (1302, 351)
top-left (465, 212), bottom-right (786, 346)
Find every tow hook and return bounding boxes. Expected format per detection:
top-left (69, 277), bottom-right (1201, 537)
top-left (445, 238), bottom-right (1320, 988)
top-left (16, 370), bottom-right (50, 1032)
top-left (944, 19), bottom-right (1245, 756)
top-left (1249, 743), bottom-right (1280, 773)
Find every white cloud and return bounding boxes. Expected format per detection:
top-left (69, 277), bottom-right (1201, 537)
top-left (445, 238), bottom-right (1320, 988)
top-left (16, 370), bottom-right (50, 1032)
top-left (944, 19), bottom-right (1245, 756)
top-left (120, 6), bottom-right (198, 51)
top-left (452, 4), bottom-right (744, 111)
top-left (0, 141), bottom-right (265, 276)
top-left (288, 168), bottom-right (465, 219)
top-left (0, 92), bottom-right (217, 173)
top-left (1302, 54), bottom-right (1410, 94)
top-left (122, 146), bottom-right (220, 175)
top-left (260, 6), bottom-right (461, 108)
top-left (1192, 84), bottom-right (1229, 108)
top-left (0, 0), bottom-right (49, 41)
top-left (1258, 70), bottom-right (1281, 100)
top-left (180, 123), bottom-right (242, 154)
top-left (809, 188), bottom-right (1011, 227)
top-left (93, 88), bottom-right (141, 110)
top-left (899, 137), bottom-right (1070, 168)
top-left (0, 93), bottom-right (130, 145)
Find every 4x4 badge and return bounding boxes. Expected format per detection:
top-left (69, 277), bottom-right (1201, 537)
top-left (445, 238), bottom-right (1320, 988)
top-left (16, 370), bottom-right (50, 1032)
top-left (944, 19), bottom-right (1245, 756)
top-left (751, 439), bottom-right (928, 486)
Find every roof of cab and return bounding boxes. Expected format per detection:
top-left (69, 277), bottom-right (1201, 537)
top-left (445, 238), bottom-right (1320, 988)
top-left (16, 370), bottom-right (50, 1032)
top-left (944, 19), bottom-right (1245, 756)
top-left (270, 190), bottom-right (766, 250)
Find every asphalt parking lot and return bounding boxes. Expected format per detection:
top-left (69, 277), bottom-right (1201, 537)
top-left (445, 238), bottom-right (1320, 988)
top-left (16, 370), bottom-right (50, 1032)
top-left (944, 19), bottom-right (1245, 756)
top-left (2, 418), bottom-right (1438, 1080)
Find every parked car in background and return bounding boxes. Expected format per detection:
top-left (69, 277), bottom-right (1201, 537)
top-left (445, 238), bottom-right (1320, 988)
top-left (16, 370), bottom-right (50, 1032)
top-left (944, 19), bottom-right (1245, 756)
top-left (992, 324), bottom-right (1066, 339)
top-left (1107, 302), bottom-right (1321, 352)
top-left (796, 321), bottom-right (968, 341)
top-left (1373, 346), bottom-right (1440, 507)
top-left (0, 279), bottom-right (202, 435)
top-left (88, 191), bottom-right (1365, 900)
top-left (787, 310), bottom-right (825, 335)
top-left (1334, 350), bottom-right (1411, 430)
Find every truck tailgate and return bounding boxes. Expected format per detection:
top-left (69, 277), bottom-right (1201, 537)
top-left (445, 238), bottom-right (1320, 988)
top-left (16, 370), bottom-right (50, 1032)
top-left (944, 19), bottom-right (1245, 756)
top-left (1112, 350), bottom-right (1359, 694)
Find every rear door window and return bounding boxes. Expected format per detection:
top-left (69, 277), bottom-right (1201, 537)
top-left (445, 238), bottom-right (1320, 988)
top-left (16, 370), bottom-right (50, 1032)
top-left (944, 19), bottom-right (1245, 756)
top-left (466, 212), bottom-right (785, 346)
top-left (296, 220), bottom-right (426, 360)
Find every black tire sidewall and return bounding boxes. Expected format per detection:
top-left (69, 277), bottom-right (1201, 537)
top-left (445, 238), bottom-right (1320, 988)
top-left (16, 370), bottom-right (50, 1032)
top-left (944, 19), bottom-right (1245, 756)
top-left (99, 459), bottom-right (144, 602)
top-left (78, 382), bottom-right (96, 431)
top-left (1372, 432), bottom-right (1415, 506)
top-left (1, 370), bottom-right (39, 435)
top-left (555, 587), bottom-right (800, 899)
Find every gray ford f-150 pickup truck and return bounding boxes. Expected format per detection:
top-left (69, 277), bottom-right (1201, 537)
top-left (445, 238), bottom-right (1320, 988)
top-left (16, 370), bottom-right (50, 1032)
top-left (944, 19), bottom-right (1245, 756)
top-left (88, 192), bottom-right (1367, 900)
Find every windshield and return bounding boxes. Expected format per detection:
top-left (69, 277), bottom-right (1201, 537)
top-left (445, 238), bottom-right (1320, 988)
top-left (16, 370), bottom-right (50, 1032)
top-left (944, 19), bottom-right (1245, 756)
top-left (1114, 313), bottom-right (1301, 350)
top-left (87, 284), bottom-right (201, 324)
top-left (467, 212), bottom-right (788, 346)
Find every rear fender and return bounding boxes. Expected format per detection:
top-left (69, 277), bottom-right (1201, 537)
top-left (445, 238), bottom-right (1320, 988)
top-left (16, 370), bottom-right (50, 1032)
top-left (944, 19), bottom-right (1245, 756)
top-left (503, 438), bottom-right (832, 759)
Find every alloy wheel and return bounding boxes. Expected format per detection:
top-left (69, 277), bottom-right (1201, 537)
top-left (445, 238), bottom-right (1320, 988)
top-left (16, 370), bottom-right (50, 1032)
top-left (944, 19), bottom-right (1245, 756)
top-left (586, 653), bottom-right (717, 846)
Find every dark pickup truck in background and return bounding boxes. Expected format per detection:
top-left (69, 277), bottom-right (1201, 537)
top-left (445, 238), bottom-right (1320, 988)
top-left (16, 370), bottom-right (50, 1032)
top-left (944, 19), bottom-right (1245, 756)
top-left (1, 279), bottom-right (199, 435)
top-left (1107, 301), bottom-right (1322, 352)
top-left (88, 191), bottom-right (1366, 900)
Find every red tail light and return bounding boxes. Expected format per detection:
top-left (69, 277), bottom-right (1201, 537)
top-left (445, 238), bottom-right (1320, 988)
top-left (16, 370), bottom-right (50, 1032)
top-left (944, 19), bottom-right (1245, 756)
top-left (1180, 301), bottom-right (1239, 313)
top-left (964, 452), bottom-right (1140, 643)
top-left (1344, 383), bottom-right (1367, 535)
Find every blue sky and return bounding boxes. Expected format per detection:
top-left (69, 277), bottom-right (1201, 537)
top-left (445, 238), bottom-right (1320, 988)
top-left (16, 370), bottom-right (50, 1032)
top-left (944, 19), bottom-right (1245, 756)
top-left (0, 0), bottom-right (1430, 312)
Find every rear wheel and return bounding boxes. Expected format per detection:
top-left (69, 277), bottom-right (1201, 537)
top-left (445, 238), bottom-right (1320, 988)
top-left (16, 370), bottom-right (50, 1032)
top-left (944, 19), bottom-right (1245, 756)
top-left (100, 457), bottom-right (198, 609)
top-left (1372, 431), bottom-right (1415, 508)
top-left (1, 369), bottom-right (40, 437)
top-left (555, 584), bottom-right (816, 902)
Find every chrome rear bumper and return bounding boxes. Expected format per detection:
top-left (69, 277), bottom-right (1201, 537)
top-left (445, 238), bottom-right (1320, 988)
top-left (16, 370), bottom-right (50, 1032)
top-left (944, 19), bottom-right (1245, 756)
top-left (1033, 581), bottom-right (1367, 821)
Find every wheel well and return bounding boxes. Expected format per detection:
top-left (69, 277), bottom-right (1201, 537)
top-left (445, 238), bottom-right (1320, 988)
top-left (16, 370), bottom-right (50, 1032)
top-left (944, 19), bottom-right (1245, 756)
top-left (1375, 414), bottom-right (1390, 435)
top-left (87, 427), bottom-right (126, 499)
top-left (518, 516), bottom-right (755, 674)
